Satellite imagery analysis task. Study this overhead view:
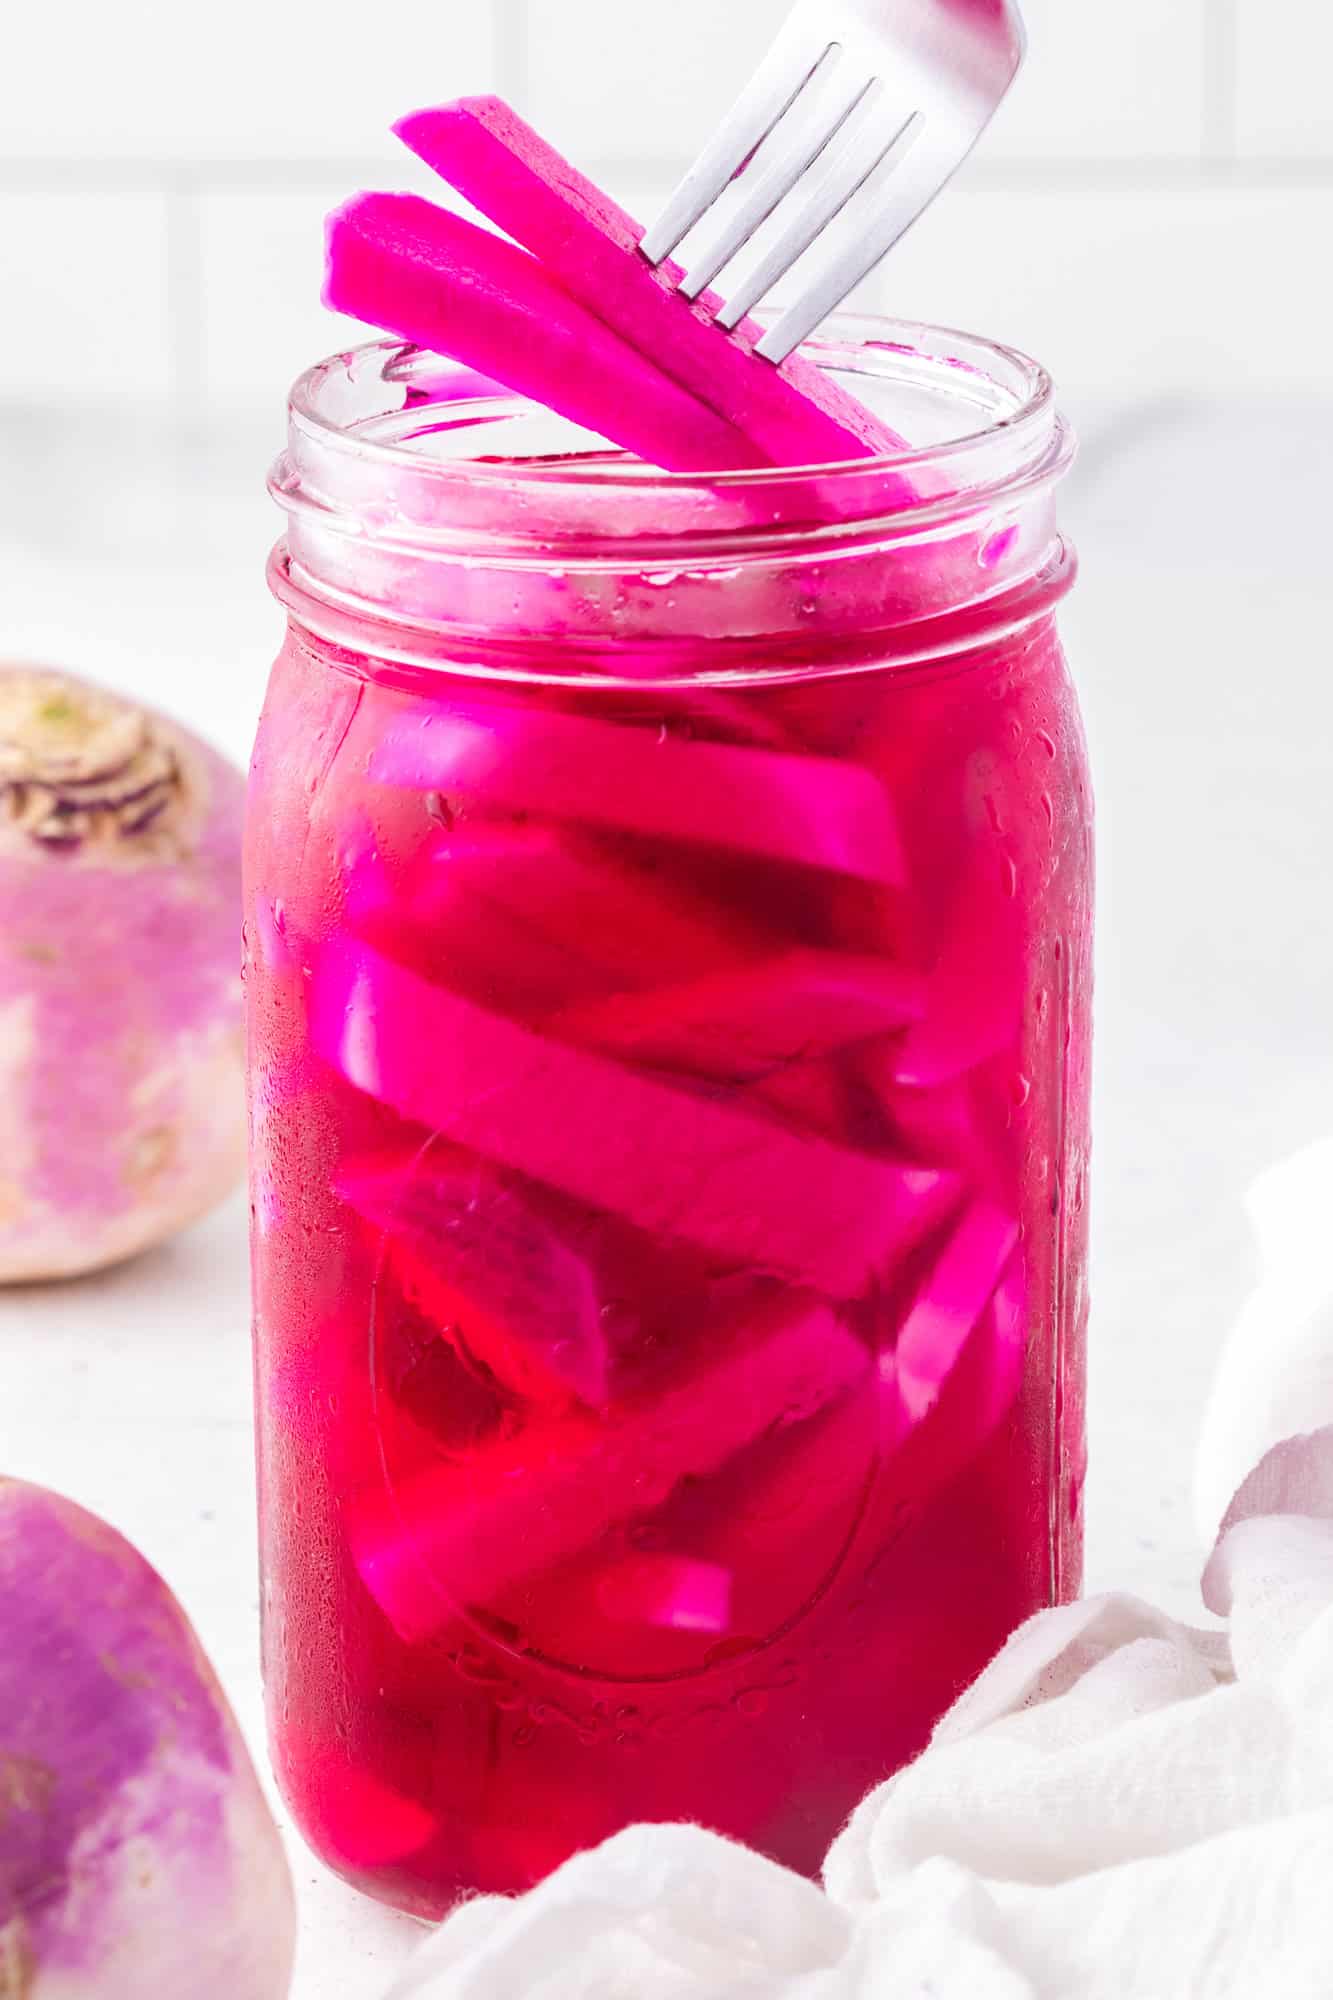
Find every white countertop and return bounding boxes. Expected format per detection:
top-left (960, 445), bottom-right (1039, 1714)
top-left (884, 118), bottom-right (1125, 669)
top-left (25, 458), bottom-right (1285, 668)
top-left (3, 390), bottom-right (1331, 1996)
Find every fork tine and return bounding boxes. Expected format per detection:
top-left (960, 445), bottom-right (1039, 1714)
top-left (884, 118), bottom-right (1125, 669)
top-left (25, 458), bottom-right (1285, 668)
top-left (639, 28), bottom-right (837, 266)
top-left (714, 103), bottom-right (921, 333)
top-left (677, 65), bottom-right (881, 304)
top-left (756, 128), bottom-right (953, 362)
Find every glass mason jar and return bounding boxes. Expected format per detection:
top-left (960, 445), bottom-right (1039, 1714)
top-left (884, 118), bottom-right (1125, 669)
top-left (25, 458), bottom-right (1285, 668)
top-left (248, 321), bottom-right (1092, 1919)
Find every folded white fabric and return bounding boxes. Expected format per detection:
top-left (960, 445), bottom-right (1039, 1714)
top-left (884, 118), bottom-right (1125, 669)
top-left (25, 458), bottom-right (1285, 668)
top-left (1195, 1135), bottom-right (1333, 1543)
top-left (388, 1144), bottom-right (1333, 2000)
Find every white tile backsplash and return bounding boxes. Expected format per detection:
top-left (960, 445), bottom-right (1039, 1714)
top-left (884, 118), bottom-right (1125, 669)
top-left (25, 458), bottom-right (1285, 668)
top-left (0, 0), bottom-right (1328, 409)
top-left (0, 193), bottom-right (172, 398)
top-left (0, 0), bottom-right (498, 161)
top-left (1236, 0), bottom-right (1333, 158)
top-left (198, 190), bottom-right (376, 407)
top-left (987, 0), bottom-right (1208, 159)
top-left (860, 185), bottom-right (1333, 398)
top-left (196, 169), bottom-right (475, 402)
top-left (524, 0), bottom-right (1211, 172)
top-left (524, 0), bottom-right (789, 166)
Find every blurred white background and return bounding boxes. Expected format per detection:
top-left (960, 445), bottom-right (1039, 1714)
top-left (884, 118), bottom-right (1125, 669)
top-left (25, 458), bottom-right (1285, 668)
top-left (2, 5), bottom-right (1332, 1995)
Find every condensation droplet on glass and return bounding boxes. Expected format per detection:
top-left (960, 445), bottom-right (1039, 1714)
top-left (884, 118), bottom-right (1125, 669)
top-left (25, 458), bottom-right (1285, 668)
top-left (425, 791), bottom-right (455, 829)
top-left (1002, 854), bottom-right (1018, 897)
top-left (1040, 792), bottom-right (1055, 829)
top-left (1010, 1073), bottom-right (1032, 1108)
top-left (1037, 730), bottom-right (1057, 759)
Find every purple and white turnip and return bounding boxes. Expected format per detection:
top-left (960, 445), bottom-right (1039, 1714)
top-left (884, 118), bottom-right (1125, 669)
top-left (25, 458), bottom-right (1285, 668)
top-left (0, 1478), bottom-right (295, 1995)
top-left (0, 665), bottom-right (246, 1282)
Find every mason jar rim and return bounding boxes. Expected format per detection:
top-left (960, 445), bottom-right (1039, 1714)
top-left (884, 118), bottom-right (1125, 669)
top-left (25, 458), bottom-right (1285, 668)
top-left (282, 313), bottom-right (1057, 481)
top-left (271, 315), bottom-right (1073, 558)
top-left (268, 316), bottom-right (1075, 683)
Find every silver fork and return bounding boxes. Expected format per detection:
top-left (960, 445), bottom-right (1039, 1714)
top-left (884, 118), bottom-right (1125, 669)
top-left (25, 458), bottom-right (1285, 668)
top-left (640, 0), bottom-right (1026, 363)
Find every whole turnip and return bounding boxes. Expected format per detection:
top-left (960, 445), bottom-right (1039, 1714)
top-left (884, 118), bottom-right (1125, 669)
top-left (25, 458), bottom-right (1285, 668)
top-left (0, 666), bottom-right (245, 1281)
top-left (0, 1478), bottom-right (296, 1995)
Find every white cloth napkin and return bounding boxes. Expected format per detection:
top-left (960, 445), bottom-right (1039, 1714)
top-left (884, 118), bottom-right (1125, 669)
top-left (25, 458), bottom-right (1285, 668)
top-left (1194, 1136), bottom-right (1333, 1543)
top-left (387, 1146), bottom-right (1333, 2000)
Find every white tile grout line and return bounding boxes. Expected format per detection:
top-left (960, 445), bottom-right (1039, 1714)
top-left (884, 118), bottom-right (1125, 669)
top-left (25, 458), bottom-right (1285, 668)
top-left (1202, 0), bottom-right (1238, 163)
top-left (3, 156), bottom-right (1333, 195)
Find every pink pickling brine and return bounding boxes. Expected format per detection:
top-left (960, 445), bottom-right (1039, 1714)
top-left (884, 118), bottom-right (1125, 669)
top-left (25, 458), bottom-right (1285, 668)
top-left (249, 317), bottom-right (1092, 1918)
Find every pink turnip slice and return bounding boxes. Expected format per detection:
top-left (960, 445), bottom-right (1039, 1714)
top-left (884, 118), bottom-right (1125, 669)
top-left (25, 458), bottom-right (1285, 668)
top-left (548, 948), bottom-right (925, 1083)
top-left (278, 1735), bottom-right (436, 1871)
top-left (0, 666), bottom-right (245, 1281)
top-left (346, 1295), bottom-right (868, 1641)
top-left (370, 695), bottom-right (906, 886)
top-left (890, 855), bottom-right (1025, 1088)
top-left (592, 1555), bottom-right (732, 1635)
top-left (0, 1478), bottom-right (294, 1996)
top-left (879, 1199), bottom-right (1021, 1444)
top-left (488, 1547), bottom-right (739, 1678)
top-left (395, 97), bottom-right (900, 465)
top-left (880, 1250), bottom-right (1030, 1519)
top-left (343, 813), bottom-right (765, 1020)
top-left (310, 939), bottom-right (956, 1299)
top-left (324, 193), bottom-right (764, 474)
top-left (336, 1152), bottom-right (609, 1410)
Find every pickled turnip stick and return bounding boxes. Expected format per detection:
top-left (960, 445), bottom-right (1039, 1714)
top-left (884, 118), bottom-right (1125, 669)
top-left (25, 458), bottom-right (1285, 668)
top-left (312, 941), bottom-right (955, 1298)
top-left (371, 699), bottom-right (905, 886)
top-left (336, 1155), bottom-right (609, 1409)
top-left (880, 1199), bottom-right (1020, 1440)
top-left (593, 1556), bottom-right (732, 1634)
top-left (892, 860), bottom-right (1024, 1087)
top-left (347, 1297), bottom-right (867, 1640)
top-left (325, 193), bottom-right (765, 474)
top-left (396, 97), bottom-right (900, 465)
top-left (345, 818), bottom-right (764, 1014)
top-left (549, 947), bottom-right (925, 1080)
